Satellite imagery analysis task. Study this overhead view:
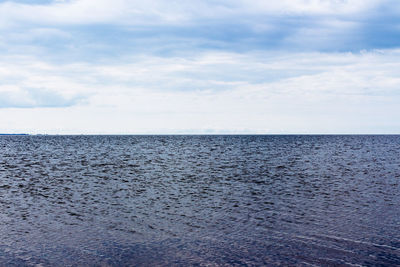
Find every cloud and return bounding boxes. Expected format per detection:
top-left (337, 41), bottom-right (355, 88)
top-left (0, 58), bottom-right (88, 108)
top-left (0, 0), bottom-right (382, 26)
top-left (0, 49), bottom-right (399, 133)
top-left (2, 49), bottom-right (400, 101)
top-left (0, 0), bottom-right (399, 58)
top-left (0, 87), bottom-right (85, 108)
top-left (0, 1), bottom-right (399, 133)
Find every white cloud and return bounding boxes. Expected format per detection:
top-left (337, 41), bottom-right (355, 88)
top-left (0, 0), bottom-right (385, 27)
top-left (0, 1), bottom-right (398, 134)
top-left (240, 0), bottom-right (378, 15)
top-left (0, 49), bottom-right (399, 133)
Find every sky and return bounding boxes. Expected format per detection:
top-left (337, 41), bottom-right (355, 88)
top-left (0, 0), bottom-right (400, 134)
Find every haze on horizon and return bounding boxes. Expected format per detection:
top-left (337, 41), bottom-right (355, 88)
top-left (1, 0), bottom-right (400, 134)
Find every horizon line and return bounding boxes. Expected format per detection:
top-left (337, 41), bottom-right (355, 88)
top-left (1, 133), bottom-right (400, 136)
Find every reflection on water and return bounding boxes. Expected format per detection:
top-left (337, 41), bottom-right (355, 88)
top-left (0, 135), bottom-right (399, 266)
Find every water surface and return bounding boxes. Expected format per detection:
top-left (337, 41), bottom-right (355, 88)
top-left (0, 135), bottom-right (399, 266)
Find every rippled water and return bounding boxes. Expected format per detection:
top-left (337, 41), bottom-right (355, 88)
top-left (0, 135), bottom-right (399, 266)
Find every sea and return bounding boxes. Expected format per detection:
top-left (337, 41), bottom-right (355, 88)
top-left (0, 135), bottom-right (399, 266)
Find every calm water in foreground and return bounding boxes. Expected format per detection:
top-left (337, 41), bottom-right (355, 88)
top-left (0, 135), bottom-right (399, 266)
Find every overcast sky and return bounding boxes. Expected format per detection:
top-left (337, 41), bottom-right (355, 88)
top-left (1, 0), bottom-right (400, 134)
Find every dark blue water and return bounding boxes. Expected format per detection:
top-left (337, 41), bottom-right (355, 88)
top-left (0, 135), bottom-right (399, 266)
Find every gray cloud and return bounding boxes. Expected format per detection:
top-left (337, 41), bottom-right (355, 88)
top-left (0, 87), bottom-right (86, 108)
top-left (0, 0), bottom-right (399, 62)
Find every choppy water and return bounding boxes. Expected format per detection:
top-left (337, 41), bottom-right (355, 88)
top-left (0, 135), bottom-right (399, 266)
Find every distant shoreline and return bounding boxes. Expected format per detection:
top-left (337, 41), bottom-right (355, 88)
top-left (0, 134), bottom-right (29, 136)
